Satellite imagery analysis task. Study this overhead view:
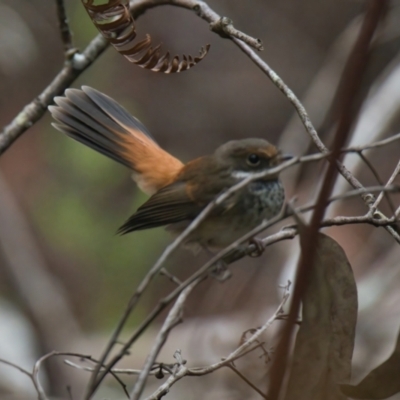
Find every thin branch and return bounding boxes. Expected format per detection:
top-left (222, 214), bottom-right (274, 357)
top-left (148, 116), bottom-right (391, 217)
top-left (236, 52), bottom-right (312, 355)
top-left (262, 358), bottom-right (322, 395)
top-left (160, 268), bottom-right (182, 286)
top-left (299, 185), bottom-right (399, 215)
top-left (54, 0), bottom-right (73, 53)
top-left (370, 158), bottom-right (400, 214)
top-left (130, 279), bottom-right (200, 400)
top-left (210, 17), bottom-right (263, 50)
top-left (357, 152), bottom-right (397, 215)
top-left (0, 352), bottom-right (119, 400)
top-left (33, 351), bottom-right (130, 399)
top-left (0, 33), bottom-right (108, 155)
top-left (144, 284), bottom-right (290, 400)
top-left (0, 358), bottom-right (49, 400)
top-left (65, 360), bottom-right (153, 376)
top-left (0, 358), bottom-right (33, 381)
top-left (66, 343), bottom-right (265, 376)
top-left (345, 131), bottom-right (400, 152)
top-left (33, 353), bottom-right (56, 400)
top-left (227, 364), bottom-right (269, 399)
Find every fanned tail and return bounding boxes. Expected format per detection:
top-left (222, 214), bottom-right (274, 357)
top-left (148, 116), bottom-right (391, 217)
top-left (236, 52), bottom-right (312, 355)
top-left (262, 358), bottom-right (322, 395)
top-left (49, 86), bottom-right (183, 195)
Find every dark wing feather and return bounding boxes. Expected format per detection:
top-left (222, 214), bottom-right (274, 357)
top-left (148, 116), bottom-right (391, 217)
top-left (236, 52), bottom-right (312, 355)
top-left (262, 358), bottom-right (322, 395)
top-left (118, 182), bottom-right (201, 234)
top-left (52, 122), bottom-right (125, 166)
top-left (81, 86), bottom-right (155, 140)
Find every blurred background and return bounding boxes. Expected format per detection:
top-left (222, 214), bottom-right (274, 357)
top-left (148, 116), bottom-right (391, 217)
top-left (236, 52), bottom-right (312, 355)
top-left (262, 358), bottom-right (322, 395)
top-left (1, 0), bottom-right (400, 398)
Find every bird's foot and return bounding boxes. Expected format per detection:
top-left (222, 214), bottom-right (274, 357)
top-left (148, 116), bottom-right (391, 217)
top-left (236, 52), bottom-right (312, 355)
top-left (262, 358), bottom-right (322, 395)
top-left (248, 237), bottom-right (265, 257)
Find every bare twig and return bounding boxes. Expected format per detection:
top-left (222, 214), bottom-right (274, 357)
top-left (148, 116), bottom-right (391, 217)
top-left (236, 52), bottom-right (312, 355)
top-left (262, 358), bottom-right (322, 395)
top-left (370, 158), bottom-right (400, 214)
top-left (0, 33), bottom-right (108, 155)
top-left (66, 344), bottom-right (264, 376)
top-left (210, 17), bottom-right (263, 50)
top-left (144, 284), bottom-right (290, 400)
top-left (160, 268), bottom-right (182, 286)
top-left (34, 351), bottom-right (130, 399)
top-left (357, 152), bottom-right (397, 215)
top-left (345, 131), bottom-right (400, 152)
top-left (0, 358), bottom-right (33, 382)
top-left (0, 352), bottom-right (115, 400)
top-left (130, 279), bottom-right (200, 400)
top-left (65, 360), bottom-right (144, 375)
top-left (0, 357), bottom-right (49, 400)
top-left (54, 0), bottom-right (73, 53)
top-left (299, 185), bottom-right (400, 215)
top-left (227, 364), bottom-right (268, 399)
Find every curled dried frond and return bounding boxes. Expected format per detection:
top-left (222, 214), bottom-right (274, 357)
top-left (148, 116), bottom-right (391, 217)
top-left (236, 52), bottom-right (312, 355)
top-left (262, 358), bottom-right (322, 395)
top-left (82, 0), bottom-right (210, 73)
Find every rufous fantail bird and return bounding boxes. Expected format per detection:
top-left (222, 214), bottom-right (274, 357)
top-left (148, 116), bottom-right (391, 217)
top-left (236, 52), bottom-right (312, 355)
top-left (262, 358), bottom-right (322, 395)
top-left (49, 87), bottom-right (290, 250)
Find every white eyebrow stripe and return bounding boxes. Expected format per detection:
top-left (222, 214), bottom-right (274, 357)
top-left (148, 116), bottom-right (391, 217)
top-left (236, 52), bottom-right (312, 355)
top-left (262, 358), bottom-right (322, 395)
top-left (231, 171), bottom-right (260, 179)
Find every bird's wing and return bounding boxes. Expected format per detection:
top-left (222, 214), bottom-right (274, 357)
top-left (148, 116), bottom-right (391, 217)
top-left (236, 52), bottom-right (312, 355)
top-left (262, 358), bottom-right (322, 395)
top-left (49, 86), bottom-right (183, 195)
top-left (118, 182), bottom-right (201, 234)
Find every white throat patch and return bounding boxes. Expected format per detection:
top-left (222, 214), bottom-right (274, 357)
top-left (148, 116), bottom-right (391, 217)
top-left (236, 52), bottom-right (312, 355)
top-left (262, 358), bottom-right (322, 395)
top-left (231, 170), bottom-right (260, 180)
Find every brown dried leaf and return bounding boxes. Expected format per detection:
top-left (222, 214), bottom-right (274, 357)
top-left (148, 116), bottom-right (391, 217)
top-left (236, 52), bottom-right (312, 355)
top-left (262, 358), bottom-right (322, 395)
top-left (81, 0), bottom-right (210, 73)
top-left (340, 328), bottom-right (400, 399)
top-left (284, 224), bottom-right (358, 400)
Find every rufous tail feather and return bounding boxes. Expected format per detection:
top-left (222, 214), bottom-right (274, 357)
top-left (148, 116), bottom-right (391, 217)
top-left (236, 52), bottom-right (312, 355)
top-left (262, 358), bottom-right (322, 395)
top-left (49, 86), bottom-right (183, 195)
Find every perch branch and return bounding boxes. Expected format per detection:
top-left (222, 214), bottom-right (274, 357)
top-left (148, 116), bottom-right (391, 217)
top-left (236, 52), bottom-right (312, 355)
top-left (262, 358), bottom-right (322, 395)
top-left (89, 176), bottom-right (400, 396)
top-left (85, 157), bottom-right (295, 395)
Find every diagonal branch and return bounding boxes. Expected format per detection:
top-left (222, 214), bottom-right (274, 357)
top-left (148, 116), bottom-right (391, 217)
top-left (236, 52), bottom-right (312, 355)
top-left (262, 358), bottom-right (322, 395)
top-left (130, 279), bottom-right (200, 400)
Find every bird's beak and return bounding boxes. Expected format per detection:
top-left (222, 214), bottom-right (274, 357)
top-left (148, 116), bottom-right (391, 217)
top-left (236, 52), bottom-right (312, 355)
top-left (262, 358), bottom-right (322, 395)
top-left (280, 153), bottom-right (294, 162)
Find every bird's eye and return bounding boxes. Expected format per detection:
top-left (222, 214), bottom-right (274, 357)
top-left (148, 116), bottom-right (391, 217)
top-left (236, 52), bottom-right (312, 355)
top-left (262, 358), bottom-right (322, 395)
top-left (247, 153), bottom-right (261, 166)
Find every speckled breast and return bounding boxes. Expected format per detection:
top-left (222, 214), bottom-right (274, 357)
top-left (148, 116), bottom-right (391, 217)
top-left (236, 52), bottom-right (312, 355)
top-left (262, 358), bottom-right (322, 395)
top-left (169, 179), bottom-right (285, 249)
top-left (245, 179), bottom-right (285, 222)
